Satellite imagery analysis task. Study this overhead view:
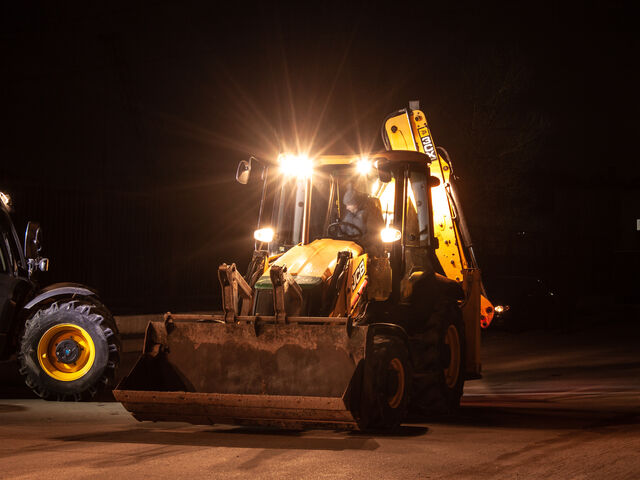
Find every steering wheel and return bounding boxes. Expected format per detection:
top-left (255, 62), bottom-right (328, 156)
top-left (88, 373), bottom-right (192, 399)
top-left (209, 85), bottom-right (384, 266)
top-left (326, 221), bottom-right (364, 240)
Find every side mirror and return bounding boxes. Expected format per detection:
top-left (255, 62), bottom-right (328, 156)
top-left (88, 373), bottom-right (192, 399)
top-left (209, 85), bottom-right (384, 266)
top-left (236, 158), bottom-right (253, 184)
top-left (428, 176), bottom-right (441, 188)
top-left (378, 169), bottom-right (392, 183)
top-left (24, 221), bottom-right (43, 259)
top-left (25, 222), bottom-right (49, 276)
top-left (375, 158), bottom-right (392, 183)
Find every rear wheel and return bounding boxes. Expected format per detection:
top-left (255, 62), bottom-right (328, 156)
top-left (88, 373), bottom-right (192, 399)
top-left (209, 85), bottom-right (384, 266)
top-left (359, 335), bottom-right (411, 430)
top-left (411, 303), bottom-right (465, 415)
top-left (18, 300), bottom-right (120, 401)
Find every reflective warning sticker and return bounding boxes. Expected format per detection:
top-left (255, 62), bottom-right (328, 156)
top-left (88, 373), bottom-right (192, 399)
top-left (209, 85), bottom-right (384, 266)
top-left (419, 133), bottom-right (437, 160)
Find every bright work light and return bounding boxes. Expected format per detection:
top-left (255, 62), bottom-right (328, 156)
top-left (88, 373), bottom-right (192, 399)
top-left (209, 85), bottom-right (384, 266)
top-left (356, 157), bottom-right (372, 175)
top-left (380, 227), bottom-right (401, 243)
top-left (254, 227), bottom-right (274, 243)
top-left (0, 192), bottom-right (10, 207)
top-left (279, 154), bottom-right (313, 178)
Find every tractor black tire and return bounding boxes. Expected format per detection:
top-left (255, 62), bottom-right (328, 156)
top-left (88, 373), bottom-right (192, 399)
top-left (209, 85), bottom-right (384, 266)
top-left (410, 302), bottom-right (465, 416)
top-left (17, 299), bottom-right (120, 401)
top-left (359, 335), bottom-right (411, 430)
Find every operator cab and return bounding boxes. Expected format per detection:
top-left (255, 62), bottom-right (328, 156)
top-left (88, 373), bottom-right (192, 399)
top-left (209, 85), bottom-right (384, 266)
top-left (241, 153), bottom-right (436, 260)
top-left (236, 151), bottom-right (440, 310)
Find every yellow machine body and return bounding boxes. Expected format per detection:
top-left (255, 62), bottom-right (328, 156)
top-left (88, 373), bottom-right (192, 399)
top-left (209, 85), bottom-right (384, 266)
top-left (269, 239), bottom-right (362, 282)
top-left (255, 239), bottom-right (368, 318)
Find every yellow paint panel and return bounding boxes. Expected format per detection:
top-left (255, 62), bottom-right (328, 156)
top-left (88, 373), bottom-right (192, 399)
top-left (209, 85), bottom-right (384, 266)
top-left (480, 294), bottom-right (495, 328)
top-left (272, 239), bottom-right (362, 280)
top-left (384, 112), bottom-right (416, 150)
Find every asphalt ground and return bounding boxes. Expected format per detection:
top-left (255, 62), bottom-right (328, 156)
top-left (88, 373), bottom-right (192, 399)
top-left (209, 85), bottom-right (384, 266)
top-left (1, 319), bottom-right (639, 479)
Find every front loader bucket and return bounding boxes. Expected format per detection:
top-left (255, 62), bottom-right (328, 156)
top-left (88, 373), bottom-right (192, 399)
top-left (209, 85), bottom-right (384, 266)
top-left (114, 317), bottom-right (368, 429)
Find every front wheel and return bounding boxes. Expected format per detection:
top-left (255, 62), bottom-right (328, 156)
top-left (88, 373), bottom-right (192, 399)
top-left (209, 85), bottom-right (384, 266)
top-left (359, 335), bottom-right (411, 430)
top-left (411, 303), bottom-right (465, 415)
top-left (18, 300), bottom-right (120, 401)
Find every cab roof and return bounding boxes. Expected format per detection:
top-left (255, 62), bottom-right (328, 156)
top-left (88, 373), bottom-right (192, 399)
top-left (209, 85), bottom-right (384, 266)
top-left (314, 150), bottom-right (430, 166)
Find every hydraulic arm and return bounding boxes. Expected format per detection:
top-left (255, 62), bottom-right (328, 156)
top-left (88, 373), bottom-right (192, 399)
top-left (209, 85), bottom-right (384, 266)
top-left (382, 104), bottom-right (494, 328)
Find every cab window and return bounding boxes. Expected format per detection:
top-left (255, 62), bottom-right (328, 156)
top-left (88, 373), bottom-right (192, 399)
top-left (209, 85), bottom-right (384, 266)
top-left (371, 177), bottom-right (396, 228)
top-left (404, 170), bottom-right (432, 277)
top-left (406, 171), bottom-right (431, 247)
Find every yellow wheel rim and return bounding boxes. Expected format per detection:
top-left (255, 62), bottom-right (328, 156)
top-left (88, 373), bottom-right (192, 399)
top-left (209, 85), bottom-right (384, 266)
top-left (37, 323), bottom-right (96, 382)
top-left (444, 324), bottom-right (461, 388)
top-left (387, 358), bottom-right (405, 409)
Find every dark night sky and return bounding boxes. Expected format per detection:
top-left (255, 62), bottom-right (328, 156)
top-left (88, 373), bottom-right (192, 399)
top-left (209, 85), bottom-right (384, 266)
top-left (1, 2), bottom-right (638, 313)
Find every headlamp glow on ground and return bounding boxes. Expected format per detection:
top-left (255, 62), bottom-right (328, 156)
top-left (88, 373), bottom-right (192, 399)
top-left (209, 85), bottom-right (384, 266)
top-left (278, 154), bottom-right (313, 178)
top-left (0, 192), bottom-right (10, 207)
top-left (380, 227), bottom-right (401, 243)
top-left (254, 227), bottom-right (274, 243)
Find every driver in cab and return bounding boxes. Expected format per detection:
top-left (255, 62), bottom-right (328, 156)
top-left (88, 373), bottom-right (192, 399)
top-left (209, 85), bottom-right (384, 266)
top-left (338, 184), bottom-right (385, 257)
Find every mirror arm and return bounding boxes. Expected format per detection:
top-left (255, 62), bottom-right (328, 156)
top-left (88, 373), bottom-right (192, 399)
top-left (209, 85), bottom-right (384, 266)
top-left (256, 165), bottom-right (268, 229)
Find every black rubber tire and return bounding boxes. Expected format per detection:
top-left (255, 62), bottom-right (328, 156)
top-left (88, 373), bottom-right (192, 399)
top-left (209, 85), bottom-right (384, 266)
top-left (359, 335), bottom-right (411, 430)
top-left (17, 299), bottom-right (120, 401)
top-left (410, 303), bottom-right (465, 416)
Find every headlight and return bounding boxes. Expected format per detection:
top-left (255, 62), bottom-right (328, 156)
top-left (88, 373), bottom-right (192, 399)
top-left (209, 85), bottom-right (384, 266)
top-left (356, 157), bottom-right (372, 175)
top-left (278, 153), bottom-right (313, 178)
top-left (254, 227), bottom-right (274, 243)
top-left (380, 227), bottom-right (401, 243)
top-left (0, 192), bottom-right (10, 207)
top-left (494, 305), bottom-right (509, 314)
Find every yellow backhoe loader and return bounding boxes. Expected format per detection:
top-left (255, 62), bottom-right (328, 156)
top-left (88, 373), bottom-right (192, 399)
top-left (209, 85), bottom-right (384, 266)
top-left (114, 103), bottom-right (493, 430)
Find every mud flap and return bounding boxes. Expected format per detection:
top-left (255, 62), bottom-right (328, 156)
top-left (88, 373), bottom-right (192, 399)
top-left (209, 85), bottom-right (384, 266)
top-left (114, 319), bottom-right (368, 429)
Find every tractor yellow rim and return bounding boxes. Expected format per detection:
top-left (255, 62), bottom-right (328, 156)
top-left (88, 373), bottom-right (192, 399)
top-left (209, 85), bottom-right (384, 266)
top-left (387, 357), bottom-right (405, 409)
top-left (37, 323), bottom-right (96, 382)
top-left (444, 324), bottom-right (461, 388)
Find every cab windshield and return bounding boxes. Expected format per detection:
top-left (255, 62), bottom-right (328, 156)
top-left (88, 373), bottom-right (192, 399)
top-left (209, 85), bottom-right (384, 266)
top-left (259, 162), bottom-right (431, 255)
